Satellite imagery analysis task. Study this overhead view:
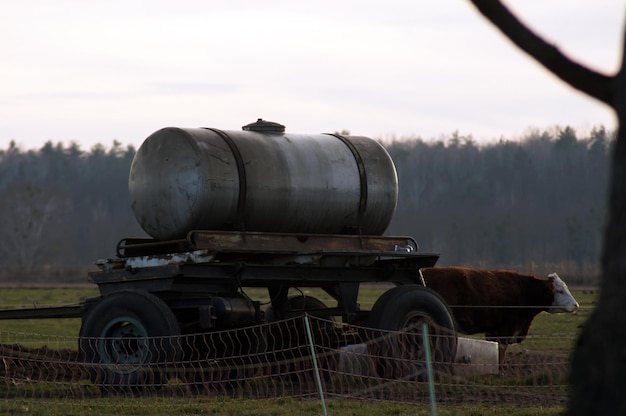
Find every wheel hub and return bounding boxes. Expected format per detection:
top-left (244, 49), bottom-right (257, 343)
top-left (98, 317), bottom-right (149, 366)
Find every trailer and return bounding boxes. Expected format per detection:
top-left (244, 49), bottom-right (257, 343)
top-left (0, 120), bottom-right (458, 390)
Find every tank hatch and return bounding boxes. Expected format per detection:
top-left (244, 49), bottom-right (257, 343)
top-left (242, 119), bottom-right (286, 133)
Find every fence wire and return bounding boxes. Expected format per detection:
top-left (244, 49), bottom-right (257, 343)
top-left (0, 315), bottom-right (574, 408)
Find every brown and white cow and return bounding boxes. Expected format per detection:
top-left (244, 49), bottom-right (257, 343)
top-left (420, 267), bottom-right (579, 365)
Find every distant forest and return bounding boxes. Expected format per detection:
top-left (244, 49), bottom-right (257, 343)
top-left (0, 125), bottom-right (612, 283)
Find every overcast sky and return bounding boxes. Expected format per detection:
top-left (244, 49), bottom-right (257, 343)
top-left (1, 1), bottom-right (623, 151)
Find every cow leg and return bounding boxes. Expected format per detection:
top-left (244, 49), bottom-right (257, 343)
top-left (498, 343), bottom-right (508, 371)
top-left (487, 334), bottom-right (509, 372)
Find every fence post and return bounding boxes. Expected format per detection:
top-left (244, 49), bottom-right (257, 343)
top-left (304, 314), bottom-right (328, 416)
top-left (422, 322), bottom-right (438, 416)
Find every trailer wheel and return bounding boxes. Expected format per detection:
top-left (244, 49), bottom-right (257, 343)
top-left (78, 290), bottom-right (181, 393)
top-left (368, 285), bottom-right (457, 379)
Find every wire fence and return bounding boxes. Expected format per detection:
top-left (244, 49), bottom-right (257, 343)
top-left (0, 314), bottom-right (575, 411)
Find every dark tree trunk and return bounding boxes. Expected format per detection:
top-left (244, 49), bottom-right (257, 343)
top-left (465, 0), bottom-right (625, 413)
top-left (568, 68), bottom-right (626, 414)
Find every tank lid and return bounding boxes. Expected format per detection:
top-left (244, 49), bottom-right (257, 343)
top-left (242, 119), bottom-right (286, 133)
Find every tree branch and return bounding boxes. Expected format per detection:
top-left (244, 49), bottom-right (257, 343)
top-left (468, 0), bottom-right (615, 107)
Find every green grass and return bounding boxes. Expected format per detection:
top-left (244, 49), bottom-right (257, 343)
top-left (0, 285), bottom-right (386, 348)
top-left (0, 286), bottom-right (98, 346)
top-left (0, 396), bottom-right (567, 416)
top-left (0, 285), bottom-right (595, 350)
top-left (515, 290), bottom-right (595, 354)
top-left (241, 284), bottom-right (391, 309)
top-left (0, 285), bottom-right (592, 415)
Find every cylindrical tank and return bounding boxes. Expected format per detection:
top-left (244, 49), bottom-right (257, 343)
top-left (129, 120), bottom-right (398, 241)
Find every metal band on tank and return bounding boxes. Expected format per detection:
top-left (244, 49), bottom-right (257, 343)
top-left (203, 128), bottom-right (247, 229)
top-left (325, 134), bottom-right (368, 227)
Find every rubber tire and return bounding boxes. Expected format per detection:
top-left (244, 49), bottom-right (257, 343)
top-left (368, 284), bottom-right (457, 379)
top-left (78, 290), bottom-right (181, 393)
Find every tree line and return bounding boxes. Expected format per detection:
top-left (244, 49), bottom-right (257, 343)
top-left (386, 125), bottom-right (611, 280)
top-left (0, 125), bottom-right (612, 282)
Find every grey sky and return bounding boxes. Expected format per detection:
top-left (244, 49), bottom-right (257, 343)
top-left (1, 1), bottom-right (622, 150)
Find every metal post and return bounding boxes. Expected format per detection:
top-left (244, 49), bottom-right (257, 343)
top-left (422, 322), bottom-right (438, 416)
top-left (304, 314), bottom-right (328, 416)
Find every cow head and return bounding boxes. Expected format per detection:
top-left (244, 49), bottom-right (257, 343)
top-left (548, 273), bottom-right (579, 313)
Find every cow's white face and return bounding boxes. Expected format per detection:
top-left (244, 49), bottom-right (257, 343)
top-left (548, 273), bottom-right (579, 313)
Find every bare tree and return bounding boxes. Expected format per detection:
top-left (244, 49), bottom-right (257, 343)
top-left (465, 1), bottom-right (624, 413)
top-left (0, 182), bottom-right (67, 272)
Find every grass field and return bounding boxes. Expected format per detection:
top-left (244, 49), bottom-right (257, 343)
top-left (0, 285), bottom-right (593, 415)
top-left (0, 284), bottom-right (595, 347)
top-left (1, 396), bottom-right (569, 416)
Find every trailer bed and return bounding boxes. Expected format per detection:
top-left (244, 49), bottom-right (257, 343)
top-left (91, 230), bottom-right (438, 292)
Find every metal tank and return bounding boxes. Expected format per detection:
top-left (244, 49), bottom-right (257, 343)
top-left (129, 119), bottom-right (398, 241)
